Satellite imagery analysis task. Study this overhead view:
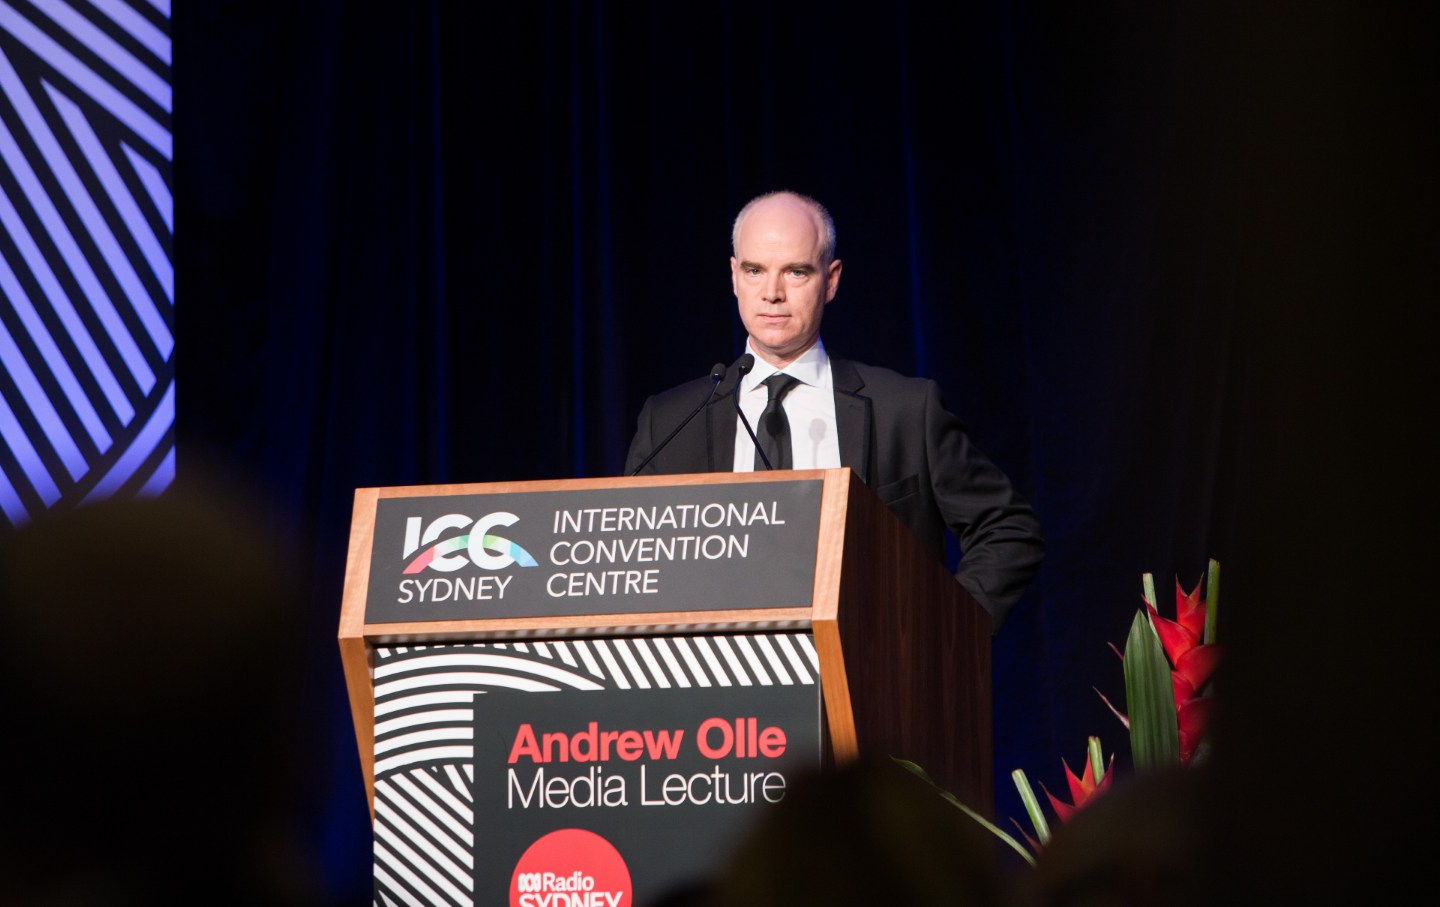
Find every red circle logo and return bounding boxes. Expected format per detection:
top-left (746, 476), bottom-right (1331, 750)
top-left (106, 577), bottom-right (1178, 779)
top-left (510, 828), bottom-right (632, 907)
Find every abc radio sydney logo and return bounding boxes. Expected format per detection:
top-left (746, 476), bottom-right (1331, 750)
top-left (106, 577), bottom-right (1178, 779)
top-left (396, 511), bottom-right (538, 605)
top-left (511, 828), bottom-right (631, 907)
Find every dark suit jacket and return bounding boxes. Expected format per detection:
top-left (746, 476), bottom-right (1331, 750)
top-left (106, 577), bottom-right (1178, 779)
top-left (624, 355), bottom-right (1044, 630)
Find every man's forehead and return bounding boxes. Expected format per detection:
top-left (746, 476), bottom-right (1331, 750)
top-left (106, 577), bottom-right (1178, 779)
top-left (741, 197), bottom-right (820, 231)
top-left (736, 202), bottom-right (824, 253)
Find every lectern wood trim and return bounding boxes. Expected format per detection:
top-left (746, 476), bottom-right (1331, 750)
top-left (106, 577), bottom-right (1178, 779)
top-left (338, 487), bottom-right (378, 816)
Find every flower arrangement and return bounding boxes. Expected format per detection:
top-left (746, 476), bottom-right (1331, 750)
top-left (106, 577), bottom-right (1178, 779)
top-left (1105, 563), bottom-right (1222, 770)
top-left (901, 558), bottom-right (1222, 866)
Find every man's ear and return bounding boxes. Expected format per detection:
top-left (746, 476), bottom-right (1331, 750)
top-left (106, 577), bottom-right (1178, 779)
top-left (825, 258), bottom-right (843, 303)
top-left (730, 256), bottom-right (740, 296)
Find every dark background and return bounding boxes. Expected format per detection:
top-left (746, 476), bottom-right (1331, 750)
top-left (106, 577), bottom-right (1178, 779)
top-left (174, 1), bottom-right (1434, 901)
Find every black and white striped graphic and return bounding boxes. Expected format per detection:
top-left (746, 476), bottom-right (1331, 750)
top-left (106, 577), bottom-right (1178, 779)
top-left (372, 633), bottom-right (821, 907)
top-left (0, 0), bottom-right (172, 527)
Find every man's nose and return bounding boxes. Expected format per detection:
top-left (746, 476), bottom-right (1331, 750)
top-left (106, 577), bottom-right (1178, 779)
top-left (763, 273), bottom-right (785, 302)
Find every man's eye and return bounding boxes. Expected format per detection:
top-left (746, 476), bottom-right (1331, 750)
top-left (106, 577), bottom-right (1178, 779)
top-left (745, 267), bottom-right (761, 276)
top-left (789, 269), bottom-right (808, 279)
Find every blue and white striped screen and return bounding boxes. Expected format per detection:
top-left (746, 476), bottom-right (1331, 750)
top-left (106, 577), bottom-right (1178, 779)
top-left (0, 0), bottom-right (171, 528)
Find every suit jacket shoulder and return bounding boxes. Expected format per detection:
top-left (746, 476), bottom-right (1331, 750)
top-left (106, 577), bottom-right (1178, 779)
top-left (623, 370), bottom-right (739, 476)
top-left (832, 356), bottom-right (1044, 630)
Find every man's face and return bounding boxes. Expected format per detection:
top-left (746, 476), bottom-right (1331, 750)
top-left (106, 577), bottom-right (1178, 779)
top-left (730, 196), bottom-right (842, 368)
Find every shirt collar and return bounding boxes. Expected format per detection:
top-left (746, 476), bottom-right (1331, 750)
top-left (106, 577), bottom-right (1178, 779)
top-left (743, 338), bottom-right (830, 394)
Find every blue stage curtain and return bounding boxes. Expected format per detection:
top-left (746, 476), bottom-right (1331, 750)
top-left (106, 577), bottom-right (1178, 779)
top-left (175, 2), bottom-right (1434, 900)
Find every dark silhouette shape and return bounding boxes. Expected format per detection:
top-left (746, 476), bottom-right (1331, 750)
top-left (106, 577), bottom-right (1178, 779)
top-left (0, 485), bottom-right (326, 905)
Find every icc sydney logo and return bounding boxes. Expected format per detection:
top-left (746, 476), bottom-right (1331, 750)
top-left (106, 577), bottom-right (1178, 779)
top-left (402, 512), bottom-right (539, 574)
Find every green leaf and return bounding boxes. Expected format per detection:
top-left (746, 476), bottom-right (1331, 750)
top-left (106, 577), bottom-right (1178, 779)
top-left (1204, 558), bottom-right (1220, 646)
top-left (1124, 609), bottom-right (1180, 770)
top-left (891, 757), bottom-right (1037, 867)
top-left (1087, 735), bottom-right (1105, 785)
top-left (1012, 768), bottom-right (1051, 845)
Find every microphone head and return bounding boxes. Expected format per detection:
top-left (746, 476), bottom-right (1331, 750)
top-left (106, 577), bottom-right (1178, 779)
top-left (736, 353), bottom-right (755, 376)
top-left (710, 362), bottom-right (727, 382)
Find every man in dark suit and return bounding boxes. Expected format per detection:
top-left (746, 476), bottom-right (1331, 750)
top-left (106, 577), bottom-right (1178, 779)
top-left (624, 191), bottom-right (1043, 630)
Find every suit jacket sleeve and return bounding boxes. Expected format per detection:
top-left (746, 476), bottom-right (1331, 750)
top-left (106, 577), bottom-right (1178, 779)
top-left (922, 380), bottom-right (1044, 631)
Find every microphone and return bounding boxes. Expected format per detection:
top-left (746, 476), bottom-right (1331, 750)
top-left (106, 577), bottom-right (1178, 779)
top-left (628, 361), bottom-right (728, 476)
top-left (732, 353), bottom-right (773, 470)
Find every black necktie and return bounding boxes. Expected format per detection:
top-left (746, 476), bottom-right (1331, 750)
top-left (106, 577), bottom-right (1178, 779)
top-left (756, 373), bottom-right (800, 470)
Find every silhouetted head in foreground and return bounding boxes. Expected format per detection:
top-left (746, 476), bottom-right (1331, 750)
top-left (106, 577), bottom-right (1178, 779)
top-left (685, 758), bottom-right (1012, 907)
top-left (0, 487), bottom-right (321, 905)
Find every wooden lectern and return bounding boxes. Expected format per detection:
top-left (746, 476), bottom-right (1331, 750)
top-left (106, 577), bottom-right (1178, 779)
top-left (339, 468), bottom-right (991, 903)
top-left (340, 468), bottom-right (991, 806)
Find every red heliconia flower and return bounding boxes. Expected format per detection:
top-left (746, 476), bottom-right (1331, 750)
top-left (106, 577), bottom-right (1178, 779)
top-left (1174, 642), bottom-right (1221, 693)
top-left (1103, 573), bottom-right (1223, 767)
top-left (1040, 752), bottom-right (1114, 823)
top-left (1178, 696), bottom-right (1217, 763)
top-left (1144, 580), bottom-right (1204, 664)
top-left (1171, 670), bottom-right (1196, 707)
top-left (1146, 577), bottom-right (1221, 766)
top-left (1175, 577), bottom-right (1205, 639)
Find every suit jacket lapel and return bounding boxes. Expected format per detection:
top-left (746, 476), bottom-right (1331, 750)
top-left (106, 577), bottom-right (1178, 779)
top-left (831, 358), bottom-right (872, 484)
top-left (700, 353), bottom-right (867, 476)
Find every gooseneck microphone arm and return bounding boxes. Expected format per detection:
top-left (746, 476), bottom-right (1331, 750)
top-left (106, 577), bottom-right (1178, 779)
top-left (732, 354), bottom-right (773, 470)
top-left (628, 362), bottom-right (728, 477)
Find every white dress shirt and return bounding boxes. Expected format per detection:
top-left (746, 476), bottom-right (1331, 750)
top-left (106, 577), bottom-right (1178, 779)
top-left (732, 339), bottom-right (843, 472)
